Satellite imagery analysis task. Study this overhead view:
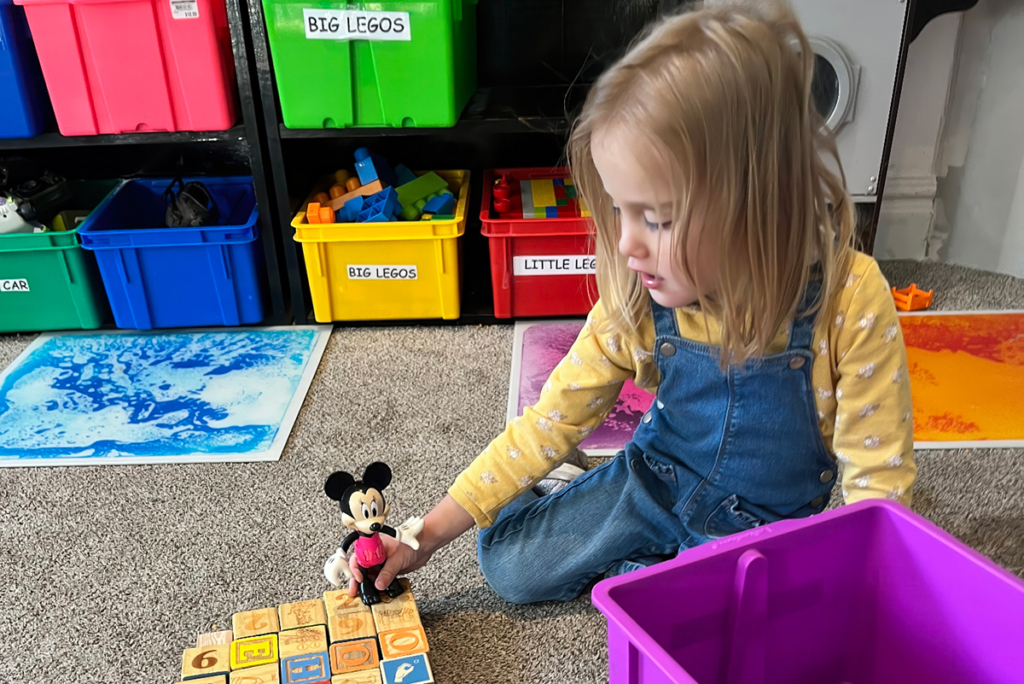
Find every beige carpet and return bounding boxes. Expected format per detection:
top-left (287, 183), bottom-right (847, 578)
top-left (1, 259), bottom-right (1023, 684)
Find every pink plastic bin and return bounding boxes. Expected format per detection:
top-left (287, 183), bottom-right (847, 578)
top-left (13, 0), bottom-right (238, 135)
top-left (593, 499), bottom-right (1024, 684)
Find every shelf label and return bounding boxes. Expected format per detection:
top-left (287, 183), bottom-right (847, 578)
top-left (347, 265), bottom-right (418, 281)
top-left (304, 9), bottom-right (412, 41)
top-left (513, 255), bottom-right (596, 276)
top-left (1, 279), bottom-right (30, 293)
top-left (170, 0), bottom-right (199, 19)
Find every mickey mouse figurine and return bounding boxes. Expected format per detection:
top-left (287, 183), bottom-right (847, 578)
top-left (323, 462), bottom-right (424, 605)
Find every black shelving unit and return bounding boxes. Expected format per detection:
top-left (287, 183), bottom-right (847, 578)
top-left (0, 0), bottom-right (292, 326)
top-left (242, 0), bottom-right (662, 326)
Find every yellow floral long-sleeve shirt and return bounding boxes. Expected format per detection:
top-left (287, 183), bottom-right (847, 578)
top-left (451, 252), bottom-right (916, 527)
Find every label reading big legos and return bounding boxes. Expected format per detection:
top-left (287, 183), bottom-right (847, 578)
top-left (303, 10), bottom-right (412, 41)
top-left (347, 265), bottom-right (418, 281)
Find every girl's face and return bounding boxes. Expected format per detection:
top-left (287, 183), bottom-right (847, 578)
top-left (592, 128), bottom-right (717, 309)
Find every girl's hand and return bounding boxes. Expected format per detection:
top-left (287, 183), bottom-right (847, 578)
top-left (345, 494), bottom-right (475, 598)
top-left (347, 534), bottom-right (433, 597)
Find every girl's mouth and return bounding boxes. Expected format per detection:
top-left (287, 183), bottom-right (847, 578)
top-left (639, 272), bottom-right (664, 289)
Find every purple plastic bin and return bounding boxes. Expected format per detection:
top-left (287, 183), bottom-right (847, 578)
top-left (592, 499), bottom-right (1024, 684)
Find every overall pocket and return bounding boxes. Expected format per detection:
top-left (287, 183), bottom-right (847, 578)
top-left (703, 494), bottom-right (767, 539)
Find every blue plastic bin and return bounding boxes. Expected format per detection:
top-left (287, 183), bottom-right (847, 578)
top-left (78, 176), bottom-right (267, 329)
top-left (0, 0), bottom-right (50, 138)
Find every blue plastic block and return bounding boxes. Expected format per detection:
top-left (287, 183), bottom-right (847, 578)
top-left (356, 187), bottom-right (401, 223)
top-left (336, 196), bottom-right (365, 222)
top-left (545, 206), bottom-right (559, 218)
top-left (281, 653), bottom-right (330, 684)
top-left (381, 654), bottom-right (433, 684)
top-left (394, 164), bottom-right (417, 186)
top-left (354, 147), bottom-right (397, 187)
top-left (422, 192), bottom-right (454, 215)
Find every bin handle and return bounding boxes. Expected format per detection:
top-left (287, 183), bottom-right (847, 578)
top-left (723, 550), bottom-right (768, 684)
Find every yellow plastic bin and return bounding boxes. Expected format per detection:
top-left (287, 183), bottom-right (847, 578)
top-left (292, 170), bottom-right (468, 322)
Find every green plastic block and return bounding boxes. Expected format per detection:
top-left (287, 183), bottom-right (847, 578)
top-left (396, 173), bottom-right (449, 219)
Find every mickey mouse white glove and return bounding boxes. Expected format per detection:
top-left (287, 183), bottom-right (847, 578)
top-left (393, 516), bottom-right (425, 550)
top-left (323, 547), bottom-right (352, 588)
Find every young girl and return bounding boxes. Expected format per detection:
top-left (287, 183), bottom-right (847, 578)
top-left (342, 1), bottom-right (916, 604)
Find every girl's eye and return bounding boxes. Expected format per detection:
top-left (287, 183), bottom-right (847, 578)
top-left (371, 502), bottom-right (378, 517)
top-left (645, 219), bottom-right (671, 231)
top-left (361, 504), bottom-right (369, 519)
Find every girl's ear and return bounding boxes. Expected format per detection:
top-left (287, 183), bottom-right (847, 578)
top-left (362, 462), bottom-right (392, 491)
top-left (324, 471), bottom-right (356, 501)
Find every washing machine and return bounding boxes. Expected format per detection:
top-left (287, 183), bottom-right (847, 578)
top-left (706, 0), bottom-right (910, 203)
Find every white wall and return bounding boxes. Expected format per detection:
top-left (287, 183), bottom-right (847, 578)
top-left (938, 0), bottom-right (1024, 277)
top-left (873, 13), bottom-right (961, 260)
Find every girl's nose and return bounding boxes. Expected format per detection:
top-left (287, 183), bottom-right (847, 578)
top-left (618, 219), bottom-right (649, 260)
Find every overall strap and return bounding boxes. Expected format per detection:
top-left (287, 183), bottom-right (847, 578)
top-left (651, 297), bottom-right (681, 338)
top-left (787, 275), bottom-right (824, 351)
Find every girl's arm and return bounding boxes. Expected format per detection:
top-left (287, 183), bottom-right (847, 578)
top-left (449, 299), bottom-right (642, 527)
top-left (831, 261), bottom-right (917, 504)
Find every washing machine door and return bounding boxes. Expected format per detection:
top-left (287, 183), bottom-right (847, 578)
top-left (809, 36), bottom-right (859, 132)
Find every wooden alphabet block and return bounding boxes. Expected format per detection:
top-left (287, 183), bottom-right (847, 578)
top-left (281, 652), bottom-right (331, 684)
top-left (323, 590), bottom-right (372, 619)
top-left (230, 663), bottom-right (281, 684)
top-left (332, 671), bottom-right (382, 684)
top-left (329, 637), bottom-right (379, 674)
top-left (234, 608), bottom-right (281, 638)
top-left (280, 626), bottom-right (329, 659)
top-left (327, 611), bottom-right (376, 644)
top-left (182, 645), bottom-right (231, 680)
top-left (379, 654), bottom-right (433, 684)
top-left (279, 599), bottom-right (328, 630)
top-left (176, 677), bottom-right (226, 684)
top-left (370, 587), bottom-right (420, 634)
top-left (231, 634), bottom-right (280, 670)
top-left (197, 630), bottom-right (234, 648)
top-left (377, 626), bottom-right (428, 660)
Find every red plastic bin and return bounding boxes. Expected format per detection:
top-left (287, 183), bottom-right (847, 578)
top-left (13, 0), bottom-right (238, 136)
top-left (481, 167), bottom-right (597, 319)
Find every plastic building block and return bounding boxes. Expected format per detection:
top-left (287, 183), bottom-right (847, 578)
top-left (306, 203), bottom-right (323, 225)
top-left (357, 188), bottom-right (401, 223)
top-left (328, 181), bottom-right (383, 212)
top-left (334, 170), bottom-right (351, 185)
top-left (230, 634), bottom-right (280, 670)
top-left (422, 193), bottom-right (454, 215)
top-left (396, 173), bottom-right (448, 220)
top-left (334, 197), bottom-right (364, 223)
top-left (281, 652), bottom-right (331, 684)
top-left (379, 654), bottom-right (433, 684)
top-left (234, 609), bottom-right (281, 638)
top-left (230, 664), bottom-right (280, 684)
top-left (892, 283), bottom-right (934, 311)
top-left (280, 601), bottom-right (328, 631)
top-left (319, 206), bottom-right (335, 224)
top-left (329, 185), bottom-right (347, 200)
top-left (378, 626), bottom-right (428, 660)
top-left (183, 645), bottom-right (231, 680)
top-left (354, 148), bottom-right (397, 187)
top-left (313, 192), bottom-right (331, 205)
top-left (345, 178), bottom-right (361, 193)
top-left (394, 165), bottom-right (417, 186)
top-left (330, 638), bottom-right (380, 675)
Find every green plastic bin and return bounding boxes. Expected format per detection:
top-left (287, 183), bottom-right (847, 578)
top-left (262, 0), bottom-right (476, 128)
top-left (0, 180), bottom-right (117, 333)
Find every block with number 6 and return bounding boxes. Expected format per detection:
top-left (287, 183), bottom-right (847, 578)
top-left (182, 645), bottom-right (230, 680)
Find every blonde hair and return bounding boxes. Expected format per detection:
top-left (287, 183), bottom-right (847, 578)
top-left (568, 0), bottom-right (855, 365)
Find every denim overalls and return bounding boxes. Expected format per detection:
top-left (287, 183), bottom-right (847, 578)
top-left (478, 281), bottom-right (837, 604)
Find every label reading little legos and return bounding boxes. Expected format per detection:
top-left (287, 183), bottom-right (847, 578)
top-left (303, 9), bottom-right (411, 41)
top-left (513, 255), bottom-right (596, 276)
top-left (0, 279), bottom-right (30, 293)
top-left (347, 265), bottom-right (418, 281)
top-left (170, 0), bottom-right (199, 19)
